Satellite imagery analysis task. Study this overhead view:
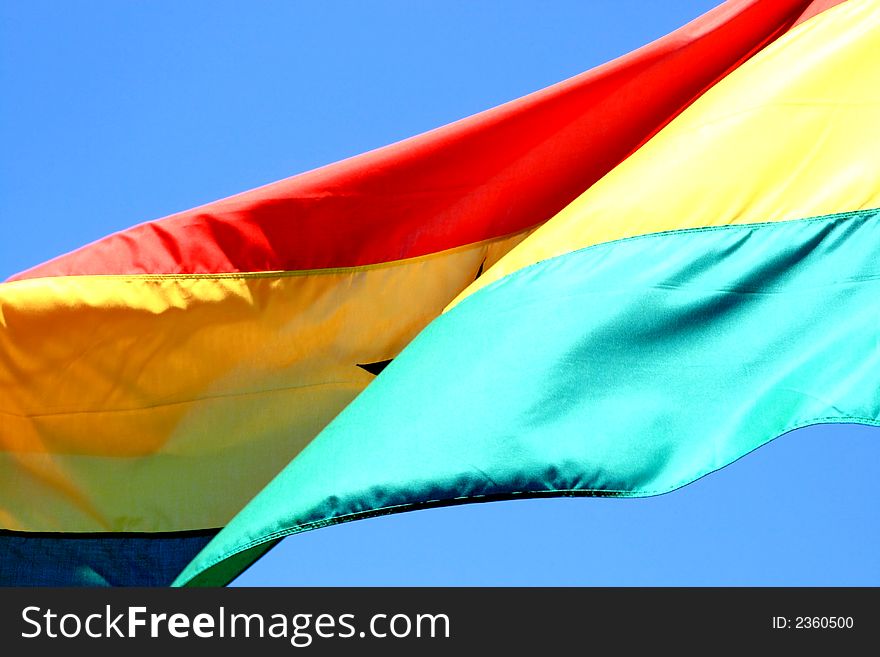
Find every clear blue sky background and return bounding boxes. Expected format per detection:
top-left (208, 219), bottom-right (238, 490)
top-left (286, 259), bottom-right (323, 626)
top-left (1, 0), bottom-right (877, 585)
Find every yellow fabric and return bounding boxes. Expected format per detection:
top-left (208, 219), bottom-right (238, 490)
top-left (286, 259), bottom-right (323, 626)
top-left (449, 0), bottom-right (880, 310)
top-left (0, 230), bottom-right (528, 532)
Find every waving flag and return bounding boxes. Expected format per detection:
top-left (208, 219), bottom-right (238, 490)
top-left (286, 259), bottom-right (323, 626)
top-left (0, 0), bottom-right (863, 586)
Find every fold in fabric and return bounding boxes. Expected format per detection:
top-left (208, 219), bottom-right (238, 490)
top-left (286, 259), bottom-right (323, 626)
top-left (176, 208), bottom-right (880, 585)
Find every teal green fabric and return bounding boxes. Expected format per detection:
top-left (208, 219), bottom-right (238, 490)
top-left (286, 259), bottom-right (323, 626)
top-left (175, 208), bottom-right (880, 586)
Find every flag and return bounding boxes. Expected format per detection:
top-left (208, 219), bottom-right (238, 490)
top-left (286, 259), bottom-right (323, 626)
top-left (177, 0), bottom-right (879, 586)
top-left (0, 0), bottom-right (855, 586)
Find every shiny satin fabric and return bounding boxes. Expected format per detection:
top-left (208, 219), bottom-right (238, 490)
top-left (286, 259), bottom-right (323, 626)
top-left (178, 208), bottom-right (880, 585)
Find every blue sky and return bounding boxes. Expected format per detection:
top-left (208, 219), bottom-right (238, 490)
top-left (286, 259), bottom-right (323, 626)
top-left (1, 0), bottom-right (877, 585)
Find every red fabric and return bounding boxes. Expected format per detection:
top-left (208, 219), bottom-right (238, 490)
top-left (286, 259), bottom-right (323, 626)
top-left (792, 0), bottom-right (849, 27)
top-left (11, 0), bottom-right (829, 279)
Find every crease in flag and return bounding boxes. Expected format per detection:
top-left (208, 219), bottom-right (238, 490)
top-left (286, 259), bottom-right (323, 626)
top-left (0, 0), bottom-right (864, 586)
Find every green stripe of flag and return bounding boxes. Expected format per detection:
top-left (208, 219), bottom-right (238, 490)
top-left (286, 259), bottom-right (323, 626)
top-left (177, 208), bottom-right (880, 586)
